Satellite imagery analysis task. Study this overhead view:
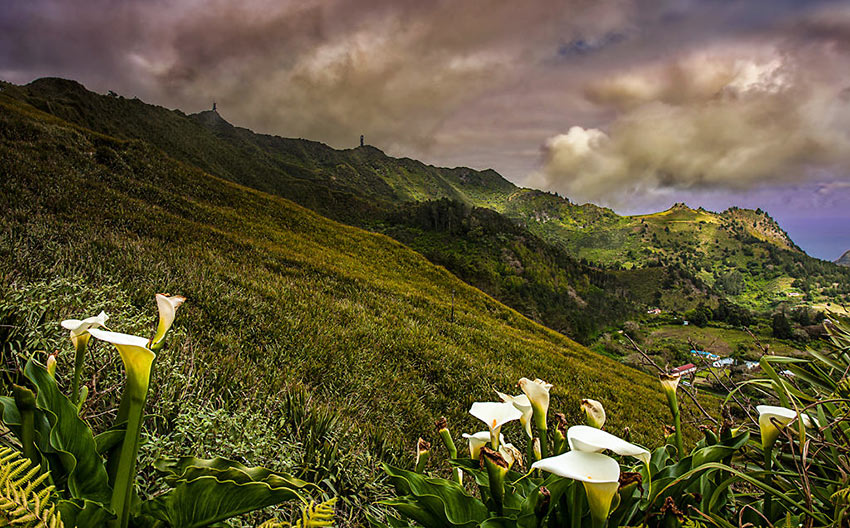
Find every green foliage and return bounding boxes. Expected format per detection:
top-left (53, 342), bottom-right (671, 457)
top-left (772, 312), bottom-right (793, 339)
top-left (379, 318), bottom-right (850, 527)
top-left (0, 298), bottom-right (314, 527)
top-left (0, 446), bottom-right (63, 528)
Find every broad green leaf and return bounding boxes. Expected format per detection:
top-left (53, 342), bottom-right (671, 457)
top-left (57, 498), bottom-right (115, 527)
top-left (155, 456), bottom-right (313, 490)
top-left (94, 426), bottom-right (126, 456)
top-left (24, 359), bottom-right (112, 505)
top-left (691, 431), bottom-right (749, 467)
top-left (382, 463), bottom-right (489, 527)
top-left (143, 465), bottom-right (311, 528)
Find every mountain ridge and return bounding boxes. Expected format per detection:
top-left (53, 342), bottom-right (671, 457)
top-left (4, 76), bottom-right (848, 316)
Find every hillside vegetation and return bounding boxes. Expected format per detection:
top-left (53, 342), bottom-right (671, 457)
top-left (0, 91), bottom-right (682, 457)
top-left (2, 78), bottom-right (718, 342)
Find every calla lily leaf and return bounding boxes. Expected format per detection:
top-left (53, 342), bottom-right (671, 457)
top-left (382, 463), bottom-right (490, 528)
top-left (142, 472), bottom-right (309, 528)
top-left (23, 359), bottom-right (112, 505)
top-left (568, 425), bottom-right (651, 466)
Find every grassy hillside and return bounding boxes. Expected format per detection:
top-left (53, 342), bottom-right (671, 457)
top-left (3, 78), bottom-right (692, 342)
top-left (0, 92), bottom-right (685, 459)
top-left (8, 77), bottom-right (842, 323)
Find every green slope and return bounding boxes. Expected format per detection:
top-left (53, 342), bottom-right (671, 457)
top-left (0, 91), bottom-right (677, 451)
top-left (3, 77), bottom-right (672, 342)
top-left (10, 77), bottom-right (840, 319)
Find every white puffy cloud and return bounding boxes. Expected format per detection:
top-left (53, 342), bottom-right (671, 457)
top-left (531, 43), bottom-right (850, 205)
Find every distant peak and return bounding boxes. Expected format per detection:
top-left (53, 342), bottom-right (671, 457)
top-left (191, 109), bottom-right (232, 127)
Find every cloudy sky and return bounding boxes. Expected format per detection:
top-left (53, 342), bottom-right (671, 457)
top-left (2, 0), bottom-right (849, 259)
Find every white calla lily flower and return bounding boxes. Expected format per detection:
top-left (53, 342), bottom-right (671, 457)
top-left (757, 405), bottom-right (816, 450)
top-left (152, 293), bottom-right (186, 347)
top-left (568, 425), bottom-right (650, 466)
top-left (469, 401), bottom-right (522, 449)
top-left (61, 311), bottom-right (109, 347)
top-left (89, 329), bottom-right (156, 391)
top-left (659, 373), bottom-right (681, 394)
top-left (532, 450), bottom-right (620, 523)
top-left (519, 378), bottom-right (552, 427)
top-left (581, 399), bottom-right (606, 429)
top-left (462, 431), bottom-right (505, 459)
top-left (497, 391), bottom-right (533, 438)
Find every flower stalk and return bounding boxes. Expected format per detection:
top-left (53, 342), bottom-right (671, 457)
top-left (12, 384), bottom-right (37, 464)
top-left (61, 311), bottom-right (108, 405)
top-left (436, 418), bottom-right (462, 485)
top-left (660, 373), bottom-right (684, 458)
top-left (415, 438), bottom-right (431, 474)
top-left (481, 447), bottom-right (509, 515)
top-left (89, 329), bottom-right (155, 528)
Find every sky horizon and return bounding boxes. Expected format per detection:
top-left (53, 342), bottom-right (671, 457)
top-left (2, 0), bottom-right (848, 260)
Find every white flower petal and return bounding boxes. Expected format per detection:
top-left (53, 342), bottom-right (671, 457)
top-left (532, 450), bottom-right (620, 483)
top-left (88, 329), bottom-right (150, 349)
top-left (757, 405), bottom-right (817, 449)
top-left (61, 311), bottom-right (109, 336)
top-left (497, 391), bottom-right (533, 438)
top-left (581, 399), bottom-right (606, 429)
top-left (153, 294), bottom-right (186, 345)
top-left (462, 431), bottom-right (505, 459)
top-left (568, 425), bottom-right (650, 466)
top-left (469, 401), bottom-right (522, 431)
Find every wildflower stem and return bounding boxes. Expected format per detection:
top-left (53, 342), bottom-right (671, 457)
top-left (71, 336), bottom-right (88, 405)
top-left (665, 390), bottom-right (684, 459)
top-left (111, 375), bottom-right (148, 528)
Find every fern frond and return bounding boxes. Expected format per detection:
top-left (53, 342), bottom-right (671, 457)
top-left (0, 447), bottom-right (63, 528)
top-left (258, 497), bottom-right (337, 528)
top-left (296, 498), bottom-right (336, 528)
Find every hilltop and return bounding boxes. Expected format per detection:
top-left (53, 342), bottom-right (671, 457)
top-left (837, 250), bottom-right (850, 267)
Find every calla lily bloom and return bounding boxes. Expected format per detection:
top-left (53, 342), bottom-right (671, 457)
top-left (581, 399), bottom-right (606, 429)
top-left (463, 431), bottom-right (506, 459)
top-left (88, 328), bottom-right (156, 528)
top-left (659, 373), bottom-right (684, 458)
top-left (89, 329), bottom-right (155, 392)
top-left (61, 311), bottom-right (109, 346)
top-left (151, 293), bottom-right (186, 349)
top-left (496, 390), bottom-right (533, 438)
top-left (659, 373), bottom-right (680, 394)
top-left (469, 401), bottom-right (522, 449)
top-left (532, 450), bottom-right (620, 524)
top-left (519, 378), bottom-right (552, 428)
top-left (756, 405), bottom-right (816, 450)
top-left (568, 425), bottom-right (650, 466)
top-left (61, 311), bottom-right (109, 404)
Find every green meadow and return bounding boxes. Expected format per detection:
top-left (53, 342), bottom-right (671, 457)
top-left (0, 90), bottom-right (699, 522)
